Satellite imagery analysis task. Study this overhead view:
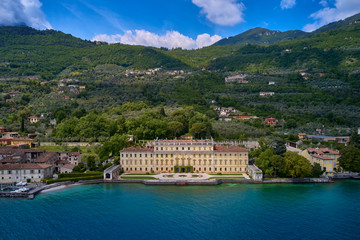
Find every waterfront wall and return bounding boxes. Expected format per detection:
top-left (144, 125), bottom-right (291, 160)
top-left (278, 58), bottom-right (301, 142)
top-left (0, 177), bottom-right (336, 199)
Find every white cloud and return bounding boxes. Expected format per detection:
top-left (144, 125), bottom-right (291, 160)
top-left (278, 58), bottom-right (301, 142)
top-left (0, 0), bottom-right (51, 29)
top-left (92, 30), bottom-right (222, 50)
top-left (192, 0), bottom-right (245, 26)
top-left (303, 0), bottom-right (360, 32)
top-left (280, 0), bottom-right (296, 9)
top-left (319, 0), bottom-right (328, 7)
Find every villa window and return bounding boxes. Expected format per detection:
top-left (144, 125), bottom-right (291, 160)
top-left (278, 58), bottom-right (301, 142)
top-left (182, 147), bottom-right (184, 150)
top-left (8, 170), bottom-right (11, 174)
top-left (188, 147), bottom-right (190, 150)
top-left (171, 154), bottom-right (173, 157)
top-left (135, 168), bottom-right (137, 171)
top-left (145, 154), bottom-right (147, 157)
top-left (220, 168), bottom-right (222, 171)
top-left (140, 154), bottom-right (142, 157)
top-left (134, 154), bottom-right (136, 157)
top-left (130, 154), bottom-right (132, 157)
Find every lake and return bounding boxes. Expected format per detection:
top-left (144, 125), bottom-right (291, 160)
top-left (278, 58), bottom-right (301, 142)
top-left (0, 181), bottom-right (359, 240)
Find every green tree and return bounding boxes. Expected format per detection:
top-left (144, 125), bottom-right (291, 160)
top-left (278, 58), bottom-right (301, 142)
top-left (281, 152), bottom-right (312, 178)
top-left (271, 138), bottom-right (286, 156)
top-left (338, 145), bottom-right (360, 172)
top-left (311, 162), bottom-right (325, 177)
top-left (98, 134), bottom-right (133, 160)
top-left (190, 122), bottom-right (207, 139)
top-left (168, 121), bottom-right (184, 138)
top-left (349, 131), bottom-right (360, 149)
top-left (83, 153), bottom-right (99, 171)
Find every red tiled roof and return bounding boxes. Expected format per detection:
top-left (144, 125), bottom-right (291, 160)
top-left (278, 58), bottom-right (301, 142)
top-left (62, 164), bottom-right (75, 169)
top-left (311, 155), bottom-right (333, 160)
top-left (0, 163), bottom-right (52, 170)
top-left (214, 145), bottom-right (248, 152)
top-left (35, 152), bottom-right (58, 163)
top-left (120, 146), bottom-right (154, 152)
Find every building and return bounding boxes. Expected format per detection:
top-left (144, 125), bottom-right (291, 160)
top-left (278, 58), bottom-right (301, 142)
top-left (298, 133), bottom-right (307, 140)
top-left (225, 74), bottom-right (247, 83)
top-left (2, 132), bottom-right (19, 138)
top-left (305, 135), bottom-right (349, 144)
top-left (0, 163), bottom-right (52, 183)
top-left (27, 116), bottom-right (40, 124)
top-left (259, 92), bottom-right (275, 97)
top-left (0, 137), bottom-right (34, 147)
top-left (301, 148), bottom-right (341, 173)
top-left (120, 139), bottom-right (249, 174)
top-left (248, 165), bottom-right (263, 181)
top-left (59, 164), bottom-right (75, 174)
top-left (58, 152), bottom-right (81, 166)
top-left (264, 118), bottom-right (278, 126)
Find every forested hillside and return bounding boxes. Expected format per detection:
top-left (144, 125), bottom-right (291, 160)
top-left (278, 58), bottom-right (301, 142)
top-left (0, 14), bottom-right (360, 146)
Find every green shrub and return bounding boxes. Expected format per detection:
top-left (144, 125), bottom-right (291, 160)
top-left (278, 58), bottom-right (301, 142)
top-left (217, 172), bottom-right (222, 175)
top-left (44, 174), bottom-right (103, 184)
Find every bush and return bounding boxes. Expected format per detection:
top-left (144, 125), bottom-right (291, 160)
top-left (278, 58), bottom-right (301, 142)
top-left (217, 172), bottom-right (222, 175)
top-left (57, 172), bottom-right (102, 179)
top-left (44, 174), bottom-right (103, 184)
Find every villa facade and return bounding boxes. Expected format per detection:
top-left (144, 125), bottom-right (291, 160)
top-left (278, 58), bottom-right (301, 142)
top-left (120, 139), bottom-right (249, 173)
top-left (301, 148), bottom-right (341, 173)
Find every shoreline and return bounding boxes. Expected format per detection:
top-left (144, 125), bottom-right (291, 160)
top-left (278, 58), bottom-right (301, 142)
top-left (1, 176), bottom-right (359, 199)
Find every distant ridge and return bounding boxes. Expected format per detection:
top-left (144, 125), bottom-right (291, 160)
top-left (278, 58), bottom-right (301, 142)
top-left (214, 27), bottom-right (308, 46)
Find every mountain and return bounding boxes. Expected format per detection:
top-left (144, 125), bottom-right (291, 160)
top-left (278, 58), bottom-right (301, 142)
top-left (0, 26), bottom-right (188, 79)
top-left (214, 27), bottom-right (308, 46)
top-left (208, 21), bottom-right (360, 71)
top-left (312, 13), bottom-right (360, 34)
top-left (213, 13), bottom-right (360, 47)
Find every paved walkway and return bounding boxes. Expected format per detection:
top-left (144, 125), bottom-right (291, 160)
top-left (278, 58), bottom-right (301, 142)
top-left (121, 173), bottom-right (250, 180)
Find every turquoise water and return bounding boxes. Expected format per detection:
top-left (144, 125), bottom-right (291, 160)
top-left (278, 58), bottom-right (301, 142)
top-left (0, 181), bottom-right (360, 240)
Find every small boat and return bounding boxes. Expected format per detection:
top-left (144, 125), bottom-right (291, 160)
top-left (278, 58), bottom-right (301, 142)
top-left (16, 182), bottom-right (27, 186)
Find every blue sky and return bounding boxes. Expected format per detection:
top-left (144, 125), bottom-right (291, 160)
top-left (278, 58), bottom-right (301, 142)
top-left (1, 0), bottom-right (360, 49)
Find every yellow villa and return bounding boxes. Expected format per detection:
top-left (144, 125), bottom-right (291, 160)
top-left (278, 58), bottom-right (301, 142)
top-left (301, 148), bottom-right (341, 173)
top-left (120, 139), bottom-right (249, 173)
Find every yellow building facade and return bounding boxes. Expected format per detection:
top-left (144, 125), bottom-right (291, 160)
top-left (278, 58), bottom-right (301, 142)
top-left (120, 139), bottom-right (249, 173)
top-left (301, 148), bottom-right (341, 173)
